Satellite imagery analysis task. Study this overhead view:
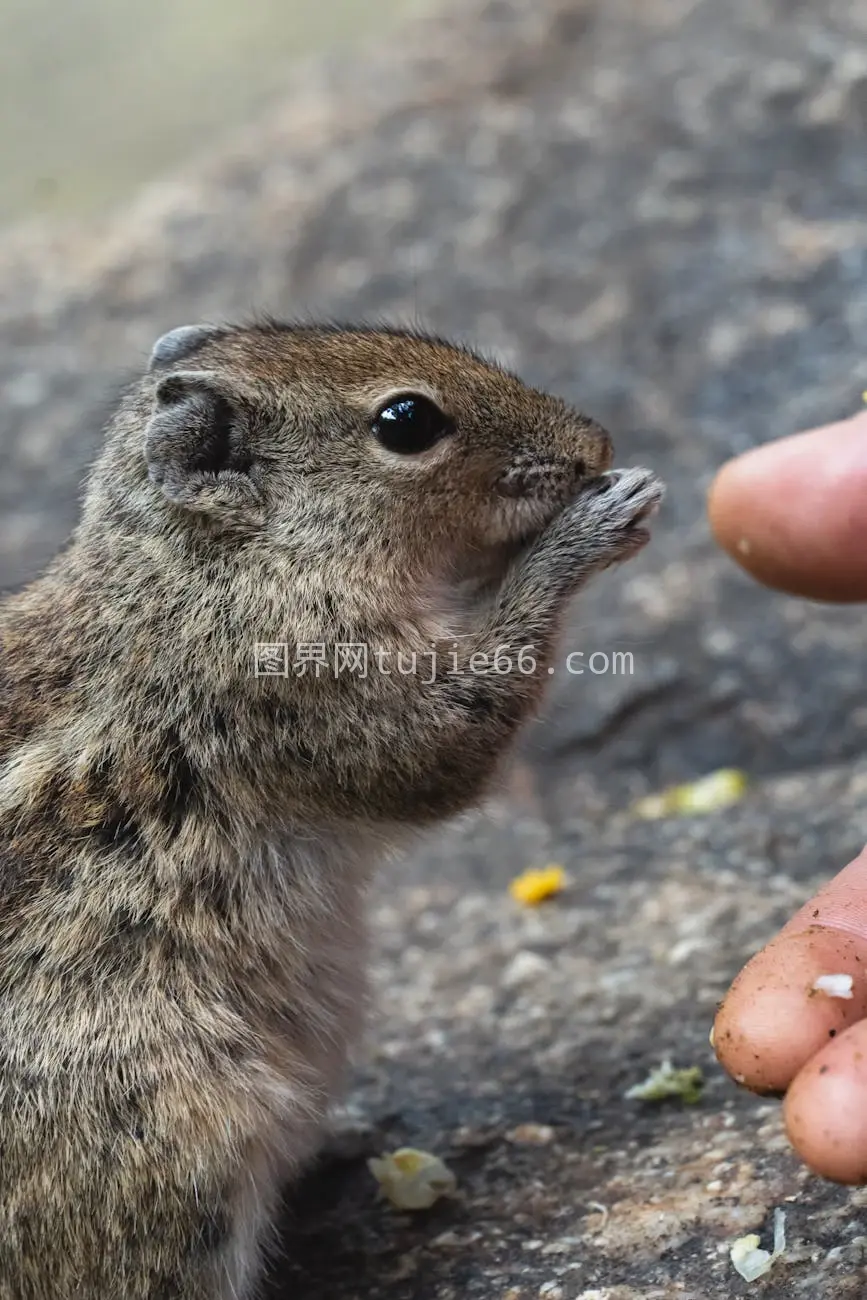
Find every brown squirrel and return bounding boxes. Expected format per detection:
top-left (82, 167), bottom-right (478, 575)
top-left (0, 321), bottom-right (663, 1299)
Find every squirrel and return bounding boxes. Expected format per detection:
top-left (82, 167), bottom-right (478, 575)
top-left (0, 320), bottom-right (663, 1299)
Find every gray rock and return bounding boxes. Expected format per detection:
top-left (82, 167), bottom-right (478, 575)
top-left (2, 0), bottom-right (867, 1295)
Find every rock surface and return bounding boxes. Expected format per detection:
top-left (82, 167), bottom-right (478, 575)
top-left (3, 0), bottom-right (867, 1294)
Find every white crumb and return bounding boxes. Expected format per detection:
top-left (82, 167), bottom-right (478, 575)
top-left (811, 973), bottom-right (854, 999)
top-left (730, 1208), bottom-right (787, 1282)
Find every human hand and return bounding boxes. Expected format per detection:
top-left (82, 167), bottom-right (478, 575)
top-left (708, 410), bottom-right (867, 1183)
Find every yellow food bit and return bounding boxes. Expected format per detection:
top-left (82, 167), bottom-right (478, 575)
top-left (625, 1059), bottom-right (704, 1105)
top-left (508, 864), bottom-right (568, 906)
top-left (862, 390), bottom-right (867, 404)
top-left (367, 1147), bottom-right (457, 1211)
top-left (632, 768), bottom-right (748, 820)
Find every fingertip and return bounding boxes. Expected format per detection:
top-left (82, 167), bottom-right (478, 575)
top-left (708, 412), bottom-right (867, 602)
top-left (714, 927), bottom-right (867, 1095)
top-left (784, 1017), bottom-right (867, 1184)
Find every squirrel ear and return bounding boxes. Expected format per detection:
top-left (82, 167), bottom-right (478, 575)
top-left (148, 324), bottom-right (221, 371)
top-left (144, 372), bottom-right (261, 514)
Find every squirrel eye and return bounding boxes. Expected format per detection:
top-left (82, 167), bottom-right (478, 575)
top-left (371, 394), bottom-right (453, 455)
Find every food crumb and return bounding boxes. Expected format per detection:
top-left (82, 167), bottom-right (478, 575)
top-left (811, 973), bottom-right (854, 1000)
top-left (509, 864), bottom-right (568, 906)
top-left (624, 1059), bottom-right (704, 1105)
top-left (368, 1148), bottom-right (457, 1211)
top-left (632, 768), bottom-right (748, 820)
top-left (730, 1208), bottom-right (786, 1282)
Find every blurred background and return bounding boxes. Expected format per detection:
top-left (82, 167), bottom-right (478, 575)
top-left (0, 0), bottom-right (424, 224)
top-left (3, 2), bottom-right (867, 1293)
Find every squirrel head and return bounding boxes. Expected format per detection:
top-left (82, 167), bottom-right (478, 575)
top-left (89, 321), bottom-right (613, 604)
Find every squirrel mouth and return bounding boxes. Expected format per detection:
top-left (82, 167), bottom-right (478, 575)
top-left (497, 480), bottom-right (589, 545)
top-left (449, 473), bottom-right (612, 592)
top-left (446, 533), bottom-right (533, 594)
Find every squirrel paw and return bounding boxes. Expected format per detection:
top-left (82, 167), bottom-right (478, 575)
top-left (580, 465), bottom-right (665, 564)
top-left (524, 465), bottom-right (664, 591)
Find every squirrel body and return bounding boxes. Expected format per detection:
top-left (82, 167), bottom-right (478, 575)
top-left (0, 322), bottom-right (662, 1298)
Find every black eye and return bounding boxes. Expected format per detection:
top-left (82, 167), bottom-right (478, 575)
top-left (371, 394), bottom-right (453, 455)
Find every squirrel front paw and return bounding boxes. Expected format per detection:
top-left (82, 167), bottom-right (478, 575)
top-left (515, 466), bottom-right (665, 601)
top-left (578, 465), bottom-right (665, 566)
